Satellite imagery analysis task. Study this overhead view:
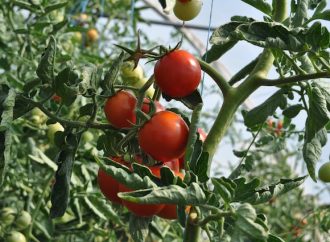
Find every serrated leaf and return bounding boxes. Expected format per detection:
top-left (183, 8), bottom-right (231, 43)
top-left (282, 104), bottom-right (303, 118)
top-left (202, 41), bottom-right (237, 63)
top-left (0, 88), bottom-right (15, 186)
top-left (193, 152), bottom-right (209, 182)
top-left (118, 183), bottom-right (206, 206)
top-left (233, 176), bottom-right (307, 204)
top-left (97, 157), bottom-right (156, 190)
top-left (303, 128), bottom-right (327, 181)
top-left (129, 215), bottom-right (152, 242)
top-left (44, 2), bottom-right (68, 14)
top-left (54, 67), bottom-right (78, 106)
top-left (268, 234), bottom-right (285, 242)
top-left (79, 103), bottom-right (95, 117)
top-left (292, 0), bottom-right (309, 27)
top-left (234, 203), bottom-right (268, 240)
top-left (241, 0), bottom-right (272, 16)
top-left (50, 132), bottom-right (81, 218)
top-left (36, 36), bottom-right (56, 83)
top-left (101, 52), bottom-right (124, 93)
top-left (212, 177), bottom-right (236, 203)
top-left (244, 89), bottom-right (287, 127)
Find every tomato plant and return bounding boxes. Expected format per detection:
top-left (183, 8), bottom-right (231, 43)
top-left (1, 1), bottom-right (330, 242)
top-left (154, 50), bottom-right (201, 98)
top-left (138, 111), bottom-right (189, 161)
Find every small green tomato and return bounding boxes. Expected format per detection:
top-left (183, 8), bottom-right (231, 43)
top-left (318, 162), bottom-right (330, 183)
top-left (6, 231), bottom-right (27, 242)
top-left (15, 211), bottom-right (32, 231)
top-left (174, 0), bottom-right (202, 21)
top-left (0, 207), bottom-right (16, 226)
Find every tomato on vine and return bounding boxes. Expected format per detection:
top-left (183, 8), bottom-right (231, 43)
top-left (104, 91), bottom-right (137, 128)
top-left (174, 0), bottom-right (203, 21)
top-left (141, 98), bottom-right (164, 114)
top-left (87, 28), bottom-right (99, 42)
top-left (6, 231), bottom-right (27, 242)
top-left (15, 211), bottom-right (31, 230)
top-left (138, 111), bottom-right (189, 161)
top-left (154, 50), bottom-right (201, 98)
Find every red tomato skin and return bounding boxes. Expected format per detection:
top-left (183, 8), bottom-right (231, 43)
top-left (52, 95), bottom-right (62, 103)
top-left (138, 111), bottom-right (189, 161)
top-left (104, 91), bottom-right (137, 128)
top-left (141, 98), bottom-right (164, 114)
top-left (97, 157), bottom-right (128, 204)
top-left (154, 50), bottom-right (201, 98)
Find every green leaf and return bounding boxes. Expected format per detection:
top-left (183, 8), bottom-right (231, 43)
top-left (202, 41), bottom-right (237, 63)
top-left (241, 0), bottom-right (272, 16)
top-left (233, 203), bottom-right (268, 241)
top-left (211, 20), bottom-right (330, 52)
top-left (233, 176), bottom-right (307, 204)
top-left (184, 103), bottom-right (203, 170)
top-left (96, 132), bottom-right (124, 157)
top-left (292, 0), bottom-right (309, 27)
top-left (118, 183), bottom-right (206, 206)
top-left (303, 128), bottom-right (327, 181)
top-left (282, 104), bottom-right (304, 118)
top-left (305, 85), bottom-right (330, 141)
top-left (268, 234), bottom-right (285, 242)
top-left (212, 177), bottom-right (236, 203)
top-left (36, 36), bottom-right (56, 84)
top-left (0, 88), bottom-right (15, 186)
top-left (44, 2), bottom-right (68, 14)
top-left (193, 152), bottom-right (209, 182)
top-left (97, 157), bottom-right (156, 190)
top-left (50, 132), bottom-right (81, 218)
top-left (163, 90), bottom-right (203, 110)
top-left (85, 196), bottom-right (121, 224)
top-left (54, 67), bottom-right (79, 106)
top-left (79, 103), bottom-right (95, 117)
top-left (244, 89), bottom-right (287, 127)
top-left (129, 215), bottom-right (152, 242)
top-left (101, 52), bottom-right (124, 94)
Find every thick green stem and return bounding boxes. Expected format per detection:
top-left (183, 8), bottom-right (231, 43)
top-left (202, 0), bottom-right (288, 170)
top-left (183, 208), bottom-right (201, 242)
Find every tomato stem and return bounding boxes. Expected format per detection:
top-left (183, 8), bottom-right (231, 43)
top-left (198, 58), bottom-right (232, 97)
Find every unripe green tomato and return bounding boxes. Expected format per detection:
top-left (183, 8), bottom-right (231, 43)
top-left (0, 207), bottom-right (16, 226)
top-left (174, 0), bottom-right (202, 21)
top-left (94, 236), bottom-right (104, 242)
top-left (72, 32), bottom-right (82, 43)
top-left (47, 122), bottom-right (64, 144)
top-left (318, 162), bottom-right (330, 183)
top-left (146, 85), bottom-right (155, 98)
top-left (6, 231), bottom-right (27, 242)
top-left (121, 62), bottom-right (144, 80)
top-left (31, 108), bottom-right (47, 125)
top-left (82, 131), bottom-right (94, 143)
top-left (15, 211), bottom-right (32, 231)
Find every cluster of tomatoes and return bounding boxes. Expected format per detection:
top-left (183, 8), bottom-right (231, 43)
top-left (98, 49), bottom-right (204, 218)
top-left (0, 208), bottom-right (32, 242)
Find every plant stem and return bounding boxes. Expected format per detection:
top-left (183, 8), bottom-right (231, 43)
top-left (198, 59), bottom-right (232, 97)
top-left (258, 71), bottom-right (330, 86)
top-left (202, 0), bottom-right (288, 170)
top-left (183, 207), bottom-right (201, 242)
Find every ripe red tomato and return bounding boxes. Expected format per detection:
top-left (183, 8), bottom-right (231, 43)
top-left (104, 91), bottom-right (137, 128)
top-left (138, 111), bottom-right (189, 161)
top-left (154, 50), bottom-right (201, 98)
top-left (118, 165), bottom-right (165, 217)
top-left (179, 128), bottom-right (207, 170)
top-left (141, 98), bottom-right (164, 114)
top-left (52, 95), bottom-right (61, 103)
top-left (97, 157), bottom-right (128, 204)
top-left (275, 120), bottom-right (283, 136)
